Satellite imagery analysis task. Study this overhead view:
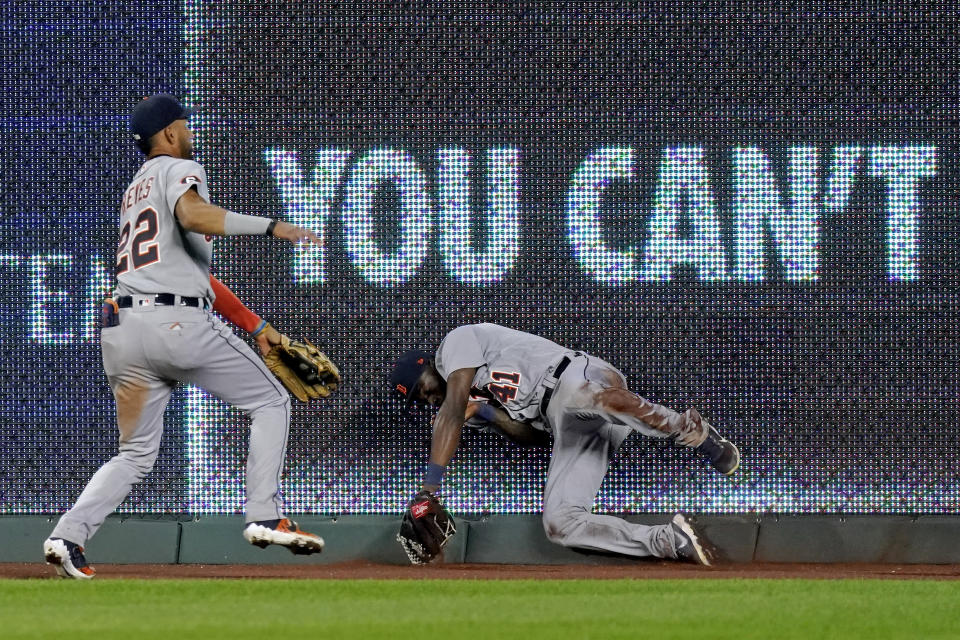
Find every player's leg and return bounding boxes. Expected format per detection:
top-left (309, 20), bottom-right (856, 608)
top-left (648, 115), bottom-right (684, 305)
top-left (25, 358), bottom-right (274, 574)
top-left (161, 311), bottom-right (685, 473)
top-left (563, 355), bottom-right (739, 475)
top-left (540, 411), bottom-right (689, 559)
top-left (167, 311), bottom-right (290, 521)
top-left (567, 357), bottom-right (698, 441)
top-left (593, 386), bottom-right (739, 475)
top-left (47, 317), bottom-right (173, 576)
top-left (170, 310), bottom-right (322, 553)
top-left (50, 375), bottom-right (172, 546)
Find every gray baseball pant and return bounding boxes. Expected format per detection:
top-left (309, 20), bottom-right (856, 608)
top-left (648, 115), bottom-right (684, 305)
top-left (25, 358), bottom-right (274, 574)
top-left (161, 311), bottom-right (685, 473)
top-left (541, 354), bottom-right (687, 559)
top-left (51, 303), bottom-right (290, 546)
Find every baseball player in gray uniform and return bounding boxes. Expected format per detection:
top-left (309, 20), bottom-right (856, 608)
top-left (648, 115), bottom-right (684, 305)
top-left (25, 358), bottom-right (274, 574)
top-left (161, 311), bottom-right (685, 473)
top-left (43, 95), bottom-right (324, 579)
top-left (390, 323), bottom-right (740, 564)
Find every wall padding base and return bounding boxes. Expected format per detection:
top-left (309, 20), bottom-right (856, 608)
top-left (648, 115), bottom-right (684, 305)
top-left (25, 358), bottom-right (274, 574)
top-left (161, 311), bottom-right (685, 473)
top-left (2, 514), bottom-right (957, 565)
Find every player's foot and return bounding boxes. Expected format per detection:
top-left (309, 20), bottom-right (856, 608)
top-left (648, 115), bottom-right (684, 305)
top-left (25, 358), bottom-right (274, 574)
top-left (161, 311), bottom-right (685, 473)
top-left (695, 422), bottom-right (740, 476)
top-left (43, 537), bottom-right (95, 579)
top-left (243, 518), bottom-right (325, 555)
top-left (671, 513), bottom-right (715, 566)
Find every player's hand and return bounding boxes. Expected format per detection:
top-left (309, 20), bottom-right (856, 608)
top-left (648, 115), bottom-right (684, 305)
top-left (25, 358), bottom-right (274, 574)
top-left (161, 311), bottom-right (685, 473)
top-left (272, 221), bottom-right (321, 246)
top-left (254, 323), bottom-right (283, 356)
top-left (463, 401), bottom-right (482, 421)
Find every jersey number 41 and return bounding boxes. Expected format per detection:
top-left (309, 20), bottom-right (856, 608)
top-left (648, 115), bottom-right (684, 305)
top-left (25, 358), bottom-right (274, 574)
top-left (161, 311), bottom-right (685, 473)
top-left (486, 371), bottom-right (521, 404)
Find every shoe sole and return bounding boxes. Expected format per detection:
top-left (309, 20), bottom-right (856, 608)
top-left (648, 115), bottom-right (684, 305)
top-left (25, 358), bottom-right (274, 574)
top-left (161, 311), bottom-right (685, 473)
top-left (243, 524), bottom-right (325, 555)
top-left (672, 514), bottom-right (714, 566)
top-left (42, 539), bottom-right (95, 580)
top-left (720, 440), bottom-right (741, 476)
top-left (697, 415), bottom-right (741, 477)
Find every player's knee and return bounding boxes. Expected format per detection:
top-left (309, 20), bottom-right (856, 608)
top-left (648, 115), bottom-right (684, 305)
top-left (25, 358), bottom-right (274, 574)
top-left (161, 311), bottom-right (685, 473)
top-left (594, 387), bottom-right (641, 414)
top-left (270, 388), bottom-right (291, 410)
top-left (542, 505), bottom-right (588, 547)
top-left (116, 447), bottom-right (158, 479)
top-left (248, 387), bottom-right (290, 417)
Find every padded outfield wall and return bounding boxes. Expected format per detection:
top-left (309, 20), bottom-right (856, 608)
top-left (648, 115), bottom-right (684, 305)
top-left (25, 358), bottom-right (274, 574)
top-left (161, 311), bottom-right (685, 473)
top-left (1, 2), bottom-right (959, 540)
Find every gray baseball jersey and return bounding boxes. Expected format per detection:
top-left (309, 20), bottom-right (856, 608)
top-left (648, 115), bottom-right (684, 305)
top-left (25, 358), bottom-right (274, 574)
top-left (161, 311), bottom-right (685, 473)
top-left (115, 155), bottom-right (214, 300)
top-left (435, 323), bottom-right (576, 431)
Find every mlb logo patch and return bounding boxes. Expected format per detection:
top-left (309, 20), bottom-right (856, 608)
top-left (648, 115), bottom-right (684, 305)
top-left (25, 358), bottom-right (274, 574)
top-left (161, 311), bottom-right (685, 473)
top-left (181, 175), bottom-right (202, 185)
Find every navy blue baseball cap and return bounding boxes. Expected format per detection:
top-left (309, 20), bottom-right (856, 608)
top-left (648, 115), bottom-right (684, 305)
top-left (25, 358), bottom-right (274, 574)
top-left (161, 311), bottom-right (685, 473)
top-left (390, 350), bottom-right (433, 402)
top-left (131, 94), bottom-right (195, 141)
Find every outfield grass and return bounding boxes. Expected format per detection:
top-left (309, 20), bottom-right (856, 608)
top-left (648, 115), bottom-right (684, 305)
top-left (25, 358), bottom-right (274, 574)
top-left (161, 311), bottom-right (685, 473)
top-left (2, 578), bottom-right (958, 639)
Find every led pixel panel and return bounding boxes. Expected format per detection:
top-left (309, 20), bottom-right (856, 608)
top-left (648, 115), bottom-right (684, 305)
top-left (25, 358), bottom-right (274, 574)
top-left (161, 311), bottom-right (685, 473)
top-left (2, 2), bottom-right (959, 515)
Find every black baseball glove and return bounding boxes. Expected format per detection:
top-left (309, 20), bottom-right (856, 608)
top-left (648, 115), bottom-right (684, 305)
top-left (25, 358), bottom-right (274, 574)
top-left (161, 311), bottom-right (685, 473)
top-left (396, 489), bottom-right (456, 564)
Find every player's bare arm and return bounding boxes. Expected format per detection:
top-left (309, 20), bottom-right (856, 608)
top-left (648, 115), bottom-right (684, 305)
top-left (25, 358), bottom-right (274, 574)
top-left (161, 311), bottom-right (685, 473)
top-left (174, 189), bottom-right (319, 245)
top-left (172, 187), bottom-right (224, 233)
top-left (465, 402), bottom-right (551, 447)
top-left (423, 367), bottom-right (476, 492)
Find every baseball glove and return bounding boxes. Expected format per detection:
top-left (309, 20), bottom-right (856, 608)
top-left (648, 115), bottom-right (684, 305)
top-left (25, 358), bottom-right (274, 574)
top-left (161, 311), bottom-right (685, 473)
top-left (263, 334), bottom-right (341, 402)
top-left (396, 489), bottom-right (456, 565)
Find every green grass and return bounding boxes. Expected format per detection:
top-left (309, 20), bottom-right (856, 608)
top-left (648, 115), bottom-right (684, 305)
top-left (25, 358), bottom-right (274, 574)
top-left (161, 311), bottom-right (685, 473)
top-left (2, 579), bottom-right (959, 639)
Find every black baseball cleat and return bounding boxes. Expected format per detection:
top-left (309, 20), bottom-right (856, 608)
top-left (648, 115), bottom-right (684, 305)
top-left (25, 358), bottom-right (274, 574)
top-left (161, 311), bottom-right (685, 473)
top-left (43, 537), bottom-right (96, 579)
top-left (671, 513), bottom-right (716, 566)
top-left (243, 518), bottom-right (325, 555)
top-left (696, 424), bottom-right (741, 476)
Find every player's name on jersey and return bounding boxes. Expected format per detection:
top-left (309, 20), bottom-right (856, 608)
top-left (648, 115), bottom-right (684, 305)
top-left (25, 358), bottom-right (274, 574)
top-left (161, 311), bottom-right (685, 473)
top-left (264, 144), bottom-right (936, 286)
top-left (121, 176), bottom-right (155, 215)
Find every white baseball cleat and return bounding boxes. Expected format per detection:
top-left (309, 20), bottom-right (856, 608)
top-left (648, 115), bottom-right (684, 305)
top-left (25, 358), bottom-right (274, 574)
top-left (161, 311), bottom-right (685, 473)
top-left (43, 537), bottom-right (96, 579)
top-left (243, 518), bottom-right (325, 555)
top-left (671, 513), bottom-right (716, 566)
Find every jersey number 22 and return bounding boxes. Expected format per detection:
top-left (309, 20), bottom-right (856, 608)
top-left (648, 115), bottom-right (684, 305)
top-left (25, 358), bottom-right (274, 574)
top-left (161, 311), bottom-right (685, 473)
top-left (116, 207), bottom-right (160, 275)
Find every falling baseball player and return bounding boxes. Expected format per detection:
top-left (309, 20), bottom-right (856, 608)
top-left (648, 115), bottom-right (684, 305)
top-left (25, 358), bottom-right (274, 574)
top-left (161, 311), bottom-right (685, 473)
top-left (391, 323), bottom-right (740, 565)
top-left (43, 94), bottom-right (339, 579)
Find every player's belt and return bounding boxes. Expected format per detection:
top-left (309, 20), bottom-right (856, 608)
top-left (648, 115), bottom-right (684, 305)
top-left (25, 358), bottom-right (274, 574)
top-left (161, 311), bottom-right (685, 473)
top-left (116, 293), bottom-right (207, 308)
top-left (539, 355), bottom-right (573, 415)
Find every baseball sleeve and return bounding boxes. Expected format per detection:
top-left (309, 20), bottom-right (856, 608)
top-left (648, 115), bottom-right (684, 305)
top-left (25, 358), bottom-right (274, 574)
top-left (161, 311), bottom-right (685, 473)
top-left (435, 325), bottom-right (486, 379)
top-left (165, 159), bottom-right (209, 214)
top-left (209, 275), bottom-right (262, 333)
top-left (464, 416), bottom-right (499, 435)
